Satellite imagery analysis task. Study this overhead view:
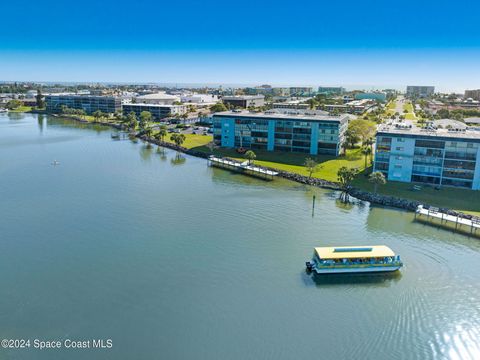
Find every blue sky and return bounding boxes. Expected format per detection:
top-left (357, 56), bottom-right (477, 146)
top-left (1, 0), bottom-right (480, 91)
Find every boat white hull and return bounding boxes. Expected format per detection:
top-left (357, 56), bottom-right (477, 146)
top-left (312, 265), bottom-right (401, 274)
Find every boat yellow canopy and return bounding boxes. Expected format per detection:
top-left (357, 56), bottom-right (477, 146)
top-left (315, 245), bottom-right (395, 260)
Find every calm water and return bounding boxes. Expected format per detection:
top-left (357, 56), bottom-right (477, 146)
top-left (1, 113), bottom-right (480, 360)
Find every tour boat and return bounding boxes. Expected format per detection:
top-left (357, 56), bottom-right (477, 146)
top-left (306, 245), bottom-right (402, 274)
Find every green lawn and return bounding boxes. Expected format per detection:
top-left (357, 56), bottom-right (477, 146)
top-left (353, 171), bottom-right (480, 216)
top-left (403, 102), bottom-right (417, 120)
top-left (8, 106), bottom-right (33, 113)
top-left (192, 140), bottom-right (369, 182)
top-left (384, 100), bottom-right (397, 116)
top-left (161, 133), bottom-right (213, 149)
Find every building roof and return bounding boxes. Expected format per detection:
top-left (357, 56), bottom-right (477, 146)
top-left (222, 95), bottom-right (265, 100)
top-left (45, 94), bottom-right (118, 100)
top-left (213, 110), bottom-right (348, 122)
top-left (315, 246), bottom-right (395, 260)
top-left (465, 117), bottom-right (480, 124)
top-left (377, 121), bottom-right (480, 140)
top-left (135, 92), bottom-right (179, 100)
top-left (433, 119), bottom-right (467, 130)
top-left (123, 103), bottom-right (183, 108)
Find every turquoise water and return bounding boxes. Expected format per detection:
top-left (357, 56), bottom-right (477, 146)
top-left (1, 113), bottom-right (480, 360)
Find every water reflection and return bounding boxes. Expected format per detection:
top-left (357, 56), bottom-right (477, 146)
top-left (37, 114), bottom-right (46, 132)
top-left (6, 112), bottom-right (24, 121)
top-left (46, 116), bottom-right (110, 133)
top-left (156, 147), bottom-right (168, 161)
top-left (170, 152), bottom-right (186, 166)
top-left (334, 198), bottom-right (357, 211)
top-left (139, 143), bottom-right (154, 162)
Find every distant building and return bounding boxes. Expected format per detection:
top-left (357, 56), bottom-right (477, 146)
top-left (406, 86), bottom-right (435, 98)
top-left (45, 95), bottom-right (121, 114)
top-left (134, 92), bottom-right (180, 105)
top-left (222, 95), bottom-right (265, 108)
top-left (212, 110), bottom-right (349, 155)
top-left (354, 92), bottom-right (386, 102)
top-left (180, 94), bottom-right (219, 106)
top-left (374, 121), bottom-right (480, 190)
top-left (272, 88), bottom-right (290, 96)
top-left (272, 102), bottom-right (309, 110)
top-left (465, 117), bottom-right (480, 126)
top-left (324, 99), bottom-right (375, 114)
top-left (122, 103), bottom-right (186, 121)
top-left (457, 98), bottom-right (480, 109)
top-left (20, 98), bottom-right (38, 107)
top-left (318, 86), bottom-right (345, 95)
top-left (289, 87), bottom-right (313, 96)
top-left (464, 89), bottom-right (480, 101)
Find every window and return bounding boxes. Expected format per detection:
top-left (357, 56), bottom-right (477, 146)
top-left (397, 138), bottom-right (405, 142)
top-left (395, 156), bottom-right (403, 160)
top-left (394, 164), bottom-right (402, 169)
top-left (396, 147), bottom-right (404, 151)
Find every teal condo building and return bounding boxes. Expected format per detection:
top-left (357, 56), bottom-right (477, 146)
top-left (45, 95), bottom-right (121, 114)
top-left (374, 123), bottom-right (480, 190)
top-left (212, 110), bottom-right (349, 155)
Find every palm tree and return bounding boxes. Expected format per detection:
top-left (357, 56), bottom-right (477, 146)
top-left (306, 98), bottom-right (318, 110)
top-left (143, 123), bottom-right (153, 138)
top-left (92, 110), bottom-right (103, 122)
top-left (127, 111), bottom-right (138, 131)
top-left (361, 146), bottom-right (372, 170)
top-left (304, 157), bottom-right (319, 178)
top-left (155, 125), bottom-right (168, 142)
top-left (139, 111), bottom-right (152, 126)
top-left (369, 171), bottom-right (386, 194)
top-left (364, 137), bottom-right (374, 163)
top-left (245, 150), bottom-right (256, 165)
top-left (114, 110), bottom-right (123, 123)
top-left (337, 166), bottom-right (358, 202)
top-left (170, 133), bottom-right (186, 147)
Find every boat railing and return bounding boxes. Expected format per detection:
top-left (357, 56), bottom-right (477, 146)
top-left (316, 256), bottom-right (401, 267)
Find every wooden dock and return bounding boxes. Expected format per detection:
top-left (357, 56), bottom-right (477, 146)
top-left (415, 205), bottom-right (480, 237)
top-left (207, 156), bottom-right (278, 180)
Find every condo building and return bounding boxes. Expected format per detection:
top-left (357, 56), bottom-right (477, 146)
top-left (318, 86), bottom-right (345, 95)
top-left (222, 95), bottom-right (265, 108)
top-left (289, 87), bottom-right (313, 96)
top-left (122, 103), bottom-right (187, 120)
top-left (406, 86), bottom-right (435, 98)
top-left (212, 110), bottom-right (349, 155)
top-left (464, 89), bottom-right (480, 101)
top-left (45, 95), bottom-right (122, 114)
top-left (134, 92), bottom-right (180, 105)
top-left (374, 121), bottom-right (480, 190)
top-left (354, 92), bottom-right (387, 102)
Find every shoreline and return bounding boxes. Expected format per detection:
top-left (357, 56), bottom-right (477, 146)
top-left (30, 112), bottom-right (471, 216)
